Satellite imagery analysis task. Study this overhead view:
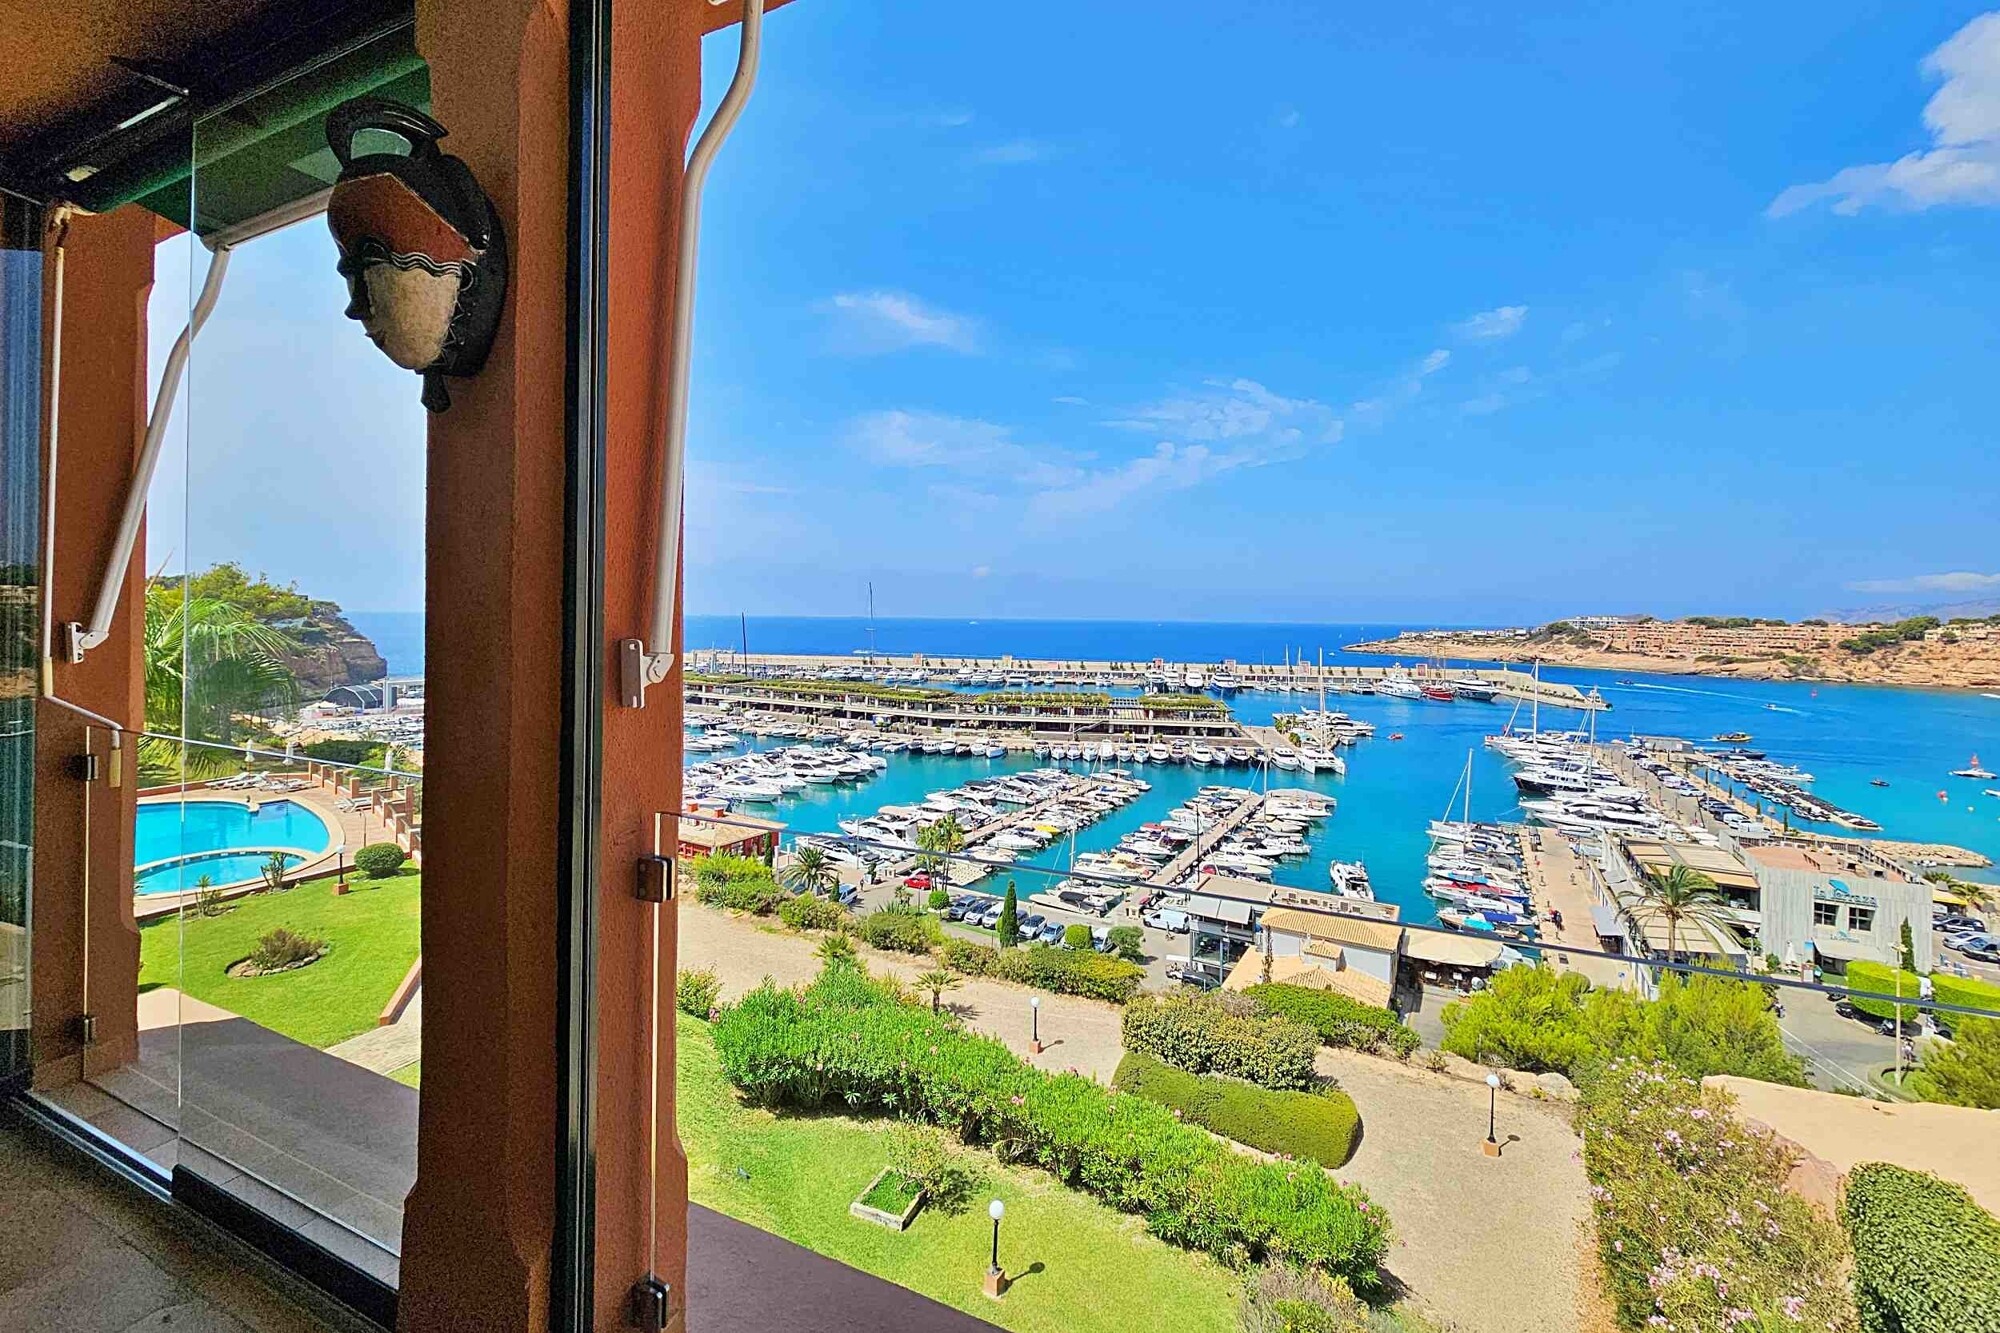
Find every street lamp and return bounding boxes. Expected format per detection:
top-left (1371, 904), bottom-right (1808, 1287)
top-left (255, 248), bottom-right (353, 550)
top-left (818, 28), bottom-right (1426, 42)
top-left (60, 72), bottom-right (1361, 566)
top-left (335, 842), bottom-right (348, 894)
top-left (1030, 996), bottom-right (1042, 1053)
top-left (1482, 1073), bottom-right (1502, 1157)
top-left (984, 1199), bottom-right (1007, 1298)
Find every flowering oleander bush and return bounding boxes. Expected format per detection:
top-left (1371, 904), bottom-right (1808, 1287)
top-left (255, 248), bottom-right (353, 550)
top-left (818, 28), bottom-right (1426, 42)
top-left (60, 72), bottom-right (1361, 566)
top-left (1123, 990), bottom-right (1320, 1090)
top-left (711, 963), bottom-right (1390, 1287)
top-left (1247, 982), bottom-right (1422, 1059)
top-left (1842, 1162), bottom-right (2000, 1333)
top-left (1577, 1061), bottom-right (1857, 1332)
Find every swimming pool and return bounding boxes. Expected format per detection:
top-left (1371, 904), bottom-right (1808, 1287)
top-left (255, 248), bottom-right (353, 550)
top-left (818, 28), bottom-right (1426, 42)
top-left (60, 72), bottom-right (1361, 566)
top-left (133, 799), bottom-right (333, 895)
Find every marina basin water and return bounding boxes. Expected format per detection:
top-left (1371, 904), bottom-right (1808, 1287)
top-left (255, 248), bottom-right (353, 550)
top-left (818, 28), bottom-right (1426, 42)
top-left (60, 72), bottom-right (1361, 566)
top-left (133, 799), bottom-right (333, 895)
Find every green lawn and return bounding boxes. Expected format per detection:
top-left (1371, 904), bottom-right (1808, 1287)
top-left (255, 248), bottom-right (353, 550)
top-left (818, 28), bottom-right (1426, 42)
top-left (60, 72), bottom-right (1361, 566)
top-left (138, 871), bottom-right (421, 1049)
top-left (677, 1012), bottom-right (1241, 1333)
top-left (388, 1061), bottom-right (422, 1088)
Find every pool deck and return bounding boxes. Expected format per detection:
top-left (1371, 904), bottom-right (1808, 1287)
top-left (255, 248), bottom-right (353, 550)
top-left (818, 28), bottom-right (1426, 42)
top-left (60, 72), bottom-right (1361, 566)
top-left (133, 779), bottom-right (413, 922)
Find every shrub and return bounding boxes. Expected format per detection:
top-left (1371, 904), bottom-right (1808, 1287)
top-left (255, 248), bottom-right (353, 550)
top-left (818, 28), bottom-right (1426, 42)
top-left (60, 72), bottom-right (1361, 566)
top-left (1933, 972), bottom-right (2000, 1019)
top-left (813, 933), bottom-right (858, 968)
top-left (301, 738), bottom-right (378, 766)
top-left (1123, 991), bottom-right (1319, 1090)
top-left (710, 973), bottom-right (1391, 1287)
top-left (1248, 983), bottom-right (1419, 1059)
top-left (1062, 923), bottom-right (1092, 949)
top-left (927, 887), bottom-right (950, 910)
top-left (1441, 965), bottom-right (1805, 1085)
top-left (997, 880), bottom-right (1019, 948)
top-left (677, 967), bottom-right (722, 1019)
top-left (1577, 1061), bottom-right (1857, 1332)
top-left (937, 939), bottom-right (1145, 1003)
top-left (1239, 1266), bottom-right (1371, 1333)
top-left (778, 894), bottom-right (849, 933)
top-left (247, 926), bottom-right (325, 972)
top-left (859, 906), bottom-right (944, 955)
top-left (884, 1123), bottom-right (981, 1215)
top-left (1843, 1162), bottom-right (2000, 1333)
top-left (352, 842), bottom-right (408, 879)
top-left (1113, 1053), bottom-right (1361, 1168)
top-left (1106, 924), bottom-right (1144, 963)
top-left (1911, 1015), bottom-right (2000, 1110)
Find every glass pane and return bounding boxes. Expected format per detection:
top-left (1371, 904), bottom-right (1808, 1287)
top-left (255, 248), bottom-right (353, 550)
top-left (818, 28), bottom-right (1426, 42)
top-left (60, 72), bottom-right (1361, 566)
top-left (157, 27), bottom-right (431, 1286)
top-left (1, 197), bottom-right (42, 1083)
top-left (668, 6), bottom-right (2000, 1331)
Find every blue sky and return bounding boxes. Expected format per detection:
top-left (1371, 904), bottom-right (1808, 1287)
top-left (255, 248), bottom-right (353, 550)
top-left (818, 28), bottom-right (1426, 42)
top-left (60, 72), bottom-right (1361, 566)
top-left (151, 2), bottom-right (2000, 624)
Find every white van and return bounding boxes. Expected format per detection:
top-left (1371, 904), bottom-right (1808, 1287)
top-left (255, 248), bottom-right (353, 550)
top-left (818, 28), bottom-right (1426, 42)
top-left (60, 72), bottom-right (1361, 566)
top-left (1143, 908), bottom-right (1190, 933)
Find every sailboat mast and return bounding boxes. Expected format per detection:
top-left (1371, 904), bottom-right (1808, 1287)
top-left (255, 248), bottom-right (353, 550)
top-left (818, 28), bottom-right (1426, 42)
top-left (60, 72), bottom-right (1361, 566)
top-left (1531, 660), bottom-right (1540, 736)
top-left (740, 611), bottom-right (749, 662)
top-left (1318, 646), bottom-right (1326, 713)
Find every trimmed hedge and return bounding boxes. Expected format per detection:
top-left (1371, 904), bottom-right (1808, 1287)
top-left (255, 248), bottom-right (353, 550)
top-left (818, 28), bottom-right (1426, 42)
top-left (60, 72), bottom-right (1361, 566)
top-left (1847, 961), bottom-right (1925, 1023)
top-left (937, 939), bottom-right (1145, 1003)
top-left (1112, 1052), bottom-right (1361, 1168)
top-left (712, 968), bottom-right (1390, 1287)
top-left (859, 906), bottom-right (945, 954)
top-left (1247, 983), bottom-right (1419, 1059)
top-left (1844, 1162), bottom-right (2000, 1333)
top-left (1123, 991), bottom-right (1319, 1091)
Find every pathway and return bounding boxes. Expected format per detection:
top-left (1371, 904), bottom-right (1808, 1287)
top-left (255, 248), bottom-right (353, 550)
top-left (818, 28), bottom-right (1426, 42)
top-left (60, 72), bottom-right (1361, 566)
top-left (1149, 790), bottom-right (1260, 885)
top-left (1524, 828), bottom-right (1641, 992)
top-left (680, 902), bottom-right (1591, 1332)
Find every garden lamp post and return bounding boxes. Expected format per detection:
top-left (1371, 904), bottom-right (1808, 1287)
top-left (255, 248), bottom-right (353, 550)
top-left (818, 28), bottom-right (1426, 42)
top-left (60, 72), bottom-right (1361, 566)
top-left (1482, 1073), bottom-right (1502, 1156)
top-left (335, 842), bottom-right (348, 894)
top-left (984, 1199), bottom-right (1007, 1297)
top-left (1030, 996), bottom-right (1042, 1053)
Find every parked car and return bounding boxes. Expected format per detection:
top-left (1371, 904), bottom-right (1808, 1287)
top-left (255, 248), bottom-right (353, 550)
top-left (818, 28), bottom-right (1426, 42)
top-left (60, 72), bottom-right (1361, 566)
top-left (1091, 925), bottom-right (1113, 953)
top-left (902, 873), bottom-right (934, 891)
top-left (1947, 932), bottom-right (1998, 955)
top-left (1937, 914), bottom-right (1987, 934)
top-left (975, 902), bottom-right (1006, 929)
top-left (836, 884), bottom-right (860, 907)
top-left (1017, 913), bottom-right (1047, 937)
top-left (1964, 943), bottom-right (2000, 965)
top-left (1143, 908), bottom-right (1190, 933)
top-left (945, 895), bottom-right (978, 921)
top-left (1036, 921), bottom-right (1066, 945)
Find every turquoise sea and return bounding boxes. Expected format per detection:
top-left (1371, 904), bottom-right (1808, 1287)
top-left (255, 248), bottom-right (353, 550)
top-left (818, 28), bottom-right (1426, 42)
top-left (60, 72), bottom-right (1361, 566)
top-left (674, 616), bottom-right (2000, 925)
top-left (348, 612), bottom-right (2000, 920)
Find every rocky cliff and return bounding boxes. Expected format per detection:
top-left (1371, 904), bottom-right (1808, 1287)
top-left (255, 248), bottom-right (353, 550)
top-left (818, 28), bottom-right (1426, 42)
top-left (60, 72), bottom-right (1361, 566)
top-left (283, 604), bottom-right (389, 694)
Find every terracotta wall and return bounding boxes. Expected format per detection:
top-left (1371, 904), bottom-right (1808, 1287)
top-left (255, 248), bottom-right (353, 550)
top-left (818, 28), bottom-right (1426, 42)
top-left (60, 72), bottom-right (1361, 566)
top-left (31, 205), bottom-right (156, 1087)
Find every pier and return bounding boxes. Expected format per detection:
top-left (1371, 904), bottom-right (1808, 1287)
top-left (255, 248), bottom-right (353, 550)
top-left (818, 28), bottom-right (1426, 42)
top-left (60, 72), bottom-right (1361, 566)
top-left (684, 650), bottom-right (1606, 712)
top-left (887, 773), bottom-right (1126, 888)
top-left (1148, 790), bottom-right (1262, 886)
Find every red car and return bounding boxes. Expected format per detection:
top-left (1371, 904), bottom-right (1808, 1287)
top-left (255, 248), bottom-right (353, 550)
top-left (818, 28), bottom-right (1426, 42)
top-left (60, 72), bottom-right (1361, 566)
top-left (902, 873), bottom-right (934, 890)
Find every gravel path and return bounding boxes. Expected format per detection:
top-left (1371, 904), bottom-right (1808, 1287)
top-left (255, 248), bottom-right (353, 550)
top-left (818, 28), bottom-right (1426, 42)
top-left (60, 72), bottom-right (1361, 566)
top-left (679, 903), bottom-right (1592, 1332)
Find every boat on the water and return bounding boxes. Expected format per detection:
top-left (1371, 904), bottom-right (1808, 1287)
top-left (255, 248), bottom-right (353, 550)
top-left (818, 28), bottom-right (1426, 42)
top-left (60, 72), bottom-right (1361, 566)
top-left (1950, 754), bottom-right (1997, 780)
top-left (1713, 731), bottom-right (1753, 744)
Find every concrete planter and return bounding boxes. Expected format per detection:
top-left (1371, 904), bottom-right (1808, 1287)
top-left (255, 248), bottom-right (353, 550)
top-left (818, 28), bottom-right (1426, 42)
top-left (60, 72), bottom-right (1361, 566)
top-left (848, 1168), bottom-right (925, 1231)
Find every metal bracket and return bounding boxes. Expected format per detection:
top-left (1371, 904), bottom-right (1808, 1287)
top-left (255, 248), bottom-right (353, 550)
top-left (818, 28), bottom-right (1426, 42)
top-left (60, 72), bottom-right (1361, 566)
top-left (618, 638), bottom-right (674, 709)
top-left (628, 1275), bottom-right (673, 1331)
top-left (63, 622), bottom-right (102, 664)
top-left (637, 855), bottom-right (674, 904)
top-left (77, 1013), bottom-right (98, 1046)
top-left (71, 752), bottom-right (100, 782)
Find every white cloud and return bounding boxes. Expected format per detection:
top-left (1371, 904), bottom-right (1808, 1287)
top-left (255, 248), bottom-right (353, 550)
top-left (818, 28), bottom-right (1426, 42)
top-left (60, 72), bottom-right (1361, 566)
top-left (1453, 305), bottom-right (1527, 340)
top-left (1030, 442), bottom-right (1248, 521)
top-left (971, 564), bottom-right (992, 578)
top-left (1770, 13), bottom-right (2000, 216)
top-left (1102, 377), bottom-right (1341, 447)
top-left (973, 140), bottom-right (1049, 165)
top-left (1277, 108), bottom-right (1302, 130)
top-left (824, 291), bottom-right (979, 354)
top-left (927, 109), bottom-right (975, 128)
top-left (1052, 395), bottom-right (1088, 406)
top-left (1352, 349), bottom-right (1452, 421)
top-left (848, 410), bottom-right (1081, 490)
top-left (1420, 348), bottom-right (1451, 373)
top-left (1845, 570), bottom-right (2000, 594)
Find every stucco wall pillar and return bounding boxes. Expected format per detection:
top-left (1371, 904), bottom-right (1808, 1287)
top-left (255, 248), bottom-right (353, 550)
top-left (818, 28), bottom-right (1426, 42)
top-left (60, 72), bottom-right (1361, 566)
top-left (395, 1), bottom-right (569, 1329)
top-left (31, 205), bottom-right (156, 1090)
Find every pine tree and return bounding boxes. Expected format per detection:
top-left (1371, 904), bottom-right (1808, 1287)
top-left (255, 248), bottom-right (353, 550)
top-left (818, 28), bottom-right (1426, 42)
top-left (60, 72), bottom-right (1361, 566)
top-left (998, 878), bottom-right (1019, 948)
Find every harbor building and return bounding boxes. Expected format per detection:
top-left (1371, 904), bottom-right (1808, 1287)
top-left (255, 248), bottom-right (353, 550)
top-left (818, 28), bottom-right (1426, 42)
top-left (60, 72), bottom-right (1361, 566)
top-left (676, 806), bottom-right (785, 862)
top-left (1600, 835), bottom-right (1934, 974)
top-left (1231, 906), bottom-right (1403, 1008)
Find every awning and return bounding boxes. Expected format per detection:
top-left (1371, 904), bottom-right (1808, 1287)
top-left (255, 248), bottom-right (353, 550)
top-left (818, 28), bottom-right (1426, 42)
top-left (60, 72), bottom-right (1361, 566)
top-left (1185, 894), bottom-right (1254, 926)
top-left (1589, 905), bottom-right (1629, 940)
top-left (1405, 930), bottom-right (1506, 968)
top-left (1812, 936), bottom-right (1886, 964)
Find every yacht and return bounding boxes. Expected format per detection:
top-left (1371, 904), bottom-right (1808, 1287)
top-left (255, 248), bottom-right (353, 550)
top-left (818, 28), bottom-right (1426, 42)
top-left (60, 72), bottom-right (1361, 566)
top-left (1375, 675), bottom-right (1422, 700)
top-left (1950, 754), bottom-right (1997, 780)
top-left (1183, 667), bottom-right (1207, 690)
top-left (1453, 675), bottom-right (1498, 702)
top-left (1210, 670), bottom-right (1242, 692)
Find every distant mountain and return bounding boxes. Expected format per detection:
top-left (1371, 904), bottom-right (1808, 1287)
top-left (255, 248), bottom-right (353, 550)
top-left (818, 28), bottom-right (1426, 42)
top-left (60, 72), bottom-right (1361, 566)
top-left (1815, 597), bottom-right (2000, 625)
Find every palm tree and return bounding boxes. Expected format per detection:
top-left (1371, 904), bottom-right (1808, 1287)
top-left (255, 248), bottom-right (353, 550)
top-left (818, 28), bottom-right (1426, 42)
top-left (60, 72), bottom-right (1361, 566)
top-left (914, 968), bottom-right (961, 1014)
top-left (142, 584), bottom-right (299, 781)
top-left (781, 844), bottom-right (837, 898)
top-left (1629, 864), bottom-right (1732, 963)
top-left (916, 813), bottom-right (966, 890)
top-left (813, 932), bottom-right (858, 969)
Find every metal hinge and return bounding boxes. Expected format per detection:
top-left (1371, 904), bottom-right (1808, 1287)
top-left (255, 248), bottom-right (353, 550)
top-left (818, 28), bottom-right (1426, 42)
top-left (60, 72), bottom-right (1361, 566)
top-left (637, 855), bottom-right (674, 903)
top-left (77, 1013), bottom-right (98, 1045)
top-left (629, 1276), bottom-right (673, 1331)
top-left (72, 752), bottom-right (101, 782)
